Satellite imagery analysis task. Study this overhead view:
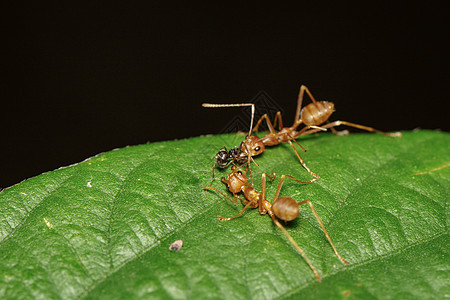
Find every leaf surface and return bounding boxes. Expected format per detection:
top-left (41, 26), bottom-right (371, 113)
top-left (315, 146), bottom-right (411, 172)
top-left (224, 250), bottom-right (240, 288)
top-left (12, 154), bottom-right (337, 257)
top-left (0, 130), bottom-right (448, 299)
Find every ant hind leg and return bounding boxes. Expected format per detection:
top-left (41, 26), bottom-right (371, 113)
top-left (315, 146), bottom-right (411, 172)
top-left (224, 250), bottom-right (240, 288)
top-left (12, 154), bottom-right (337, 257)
top-left (268, 211), bottom-right (322, 281)
top-left (299, 120), bottom-right (401, 137)
top-left (297, 200), bottom-right (348, 265)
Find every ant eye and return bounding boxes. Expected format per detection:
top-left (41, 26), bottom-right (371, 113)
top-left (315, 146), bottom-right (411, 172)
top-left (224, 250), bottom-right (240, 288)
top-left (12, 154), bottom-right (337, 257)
top-left (255, 146), bottom-right (260, 151)
top-left (237, 171), bottom-right (242, 175)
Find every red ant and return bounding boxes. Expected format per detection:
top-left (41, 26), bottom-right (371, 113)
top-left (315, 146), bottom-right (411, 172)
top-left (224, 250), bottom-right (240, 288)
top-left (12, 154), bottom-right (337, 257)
top-left (252, 85), bottom-right (402, 144)
top-left (204, 166), bottom-right (348, 282)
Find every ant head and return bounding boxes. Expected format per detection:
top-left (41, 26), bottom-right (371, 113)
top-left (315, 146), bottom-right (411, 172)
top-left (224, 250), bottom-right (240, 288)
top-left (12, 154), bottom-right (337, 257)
top-left (272, 197), bottom-right (299, 222)
top-left (225, 167), bottom-right (247, 194)
top-left (241, 135), bottom-right (265, 156)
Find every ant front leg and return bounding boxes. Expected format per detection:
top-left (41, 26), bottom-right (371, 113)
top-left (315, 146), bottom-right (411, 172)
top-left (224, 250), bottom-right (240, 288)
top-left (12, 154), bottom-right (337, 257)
top-left (266, 210), bottom-right (322, 281)
top-left (261, 172), bottom-right (276, 199)
top-left (218, 200), bottom-right (256, 221)
top-left (297, 200), bottom-right (348, 265)
top-left (203, 186), bottom-right (238, 205)
top-left (239, 142), bottom-right (257, 186)
top-left (207, 159), bottom-right (234, 189)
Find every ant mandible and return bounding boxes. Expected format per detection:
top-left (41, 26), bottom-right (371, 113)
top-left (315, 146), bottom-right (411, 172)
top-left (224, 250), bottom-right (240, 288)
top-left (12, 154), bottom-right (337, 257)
top-left (204, 166), bottom-right (348, 282)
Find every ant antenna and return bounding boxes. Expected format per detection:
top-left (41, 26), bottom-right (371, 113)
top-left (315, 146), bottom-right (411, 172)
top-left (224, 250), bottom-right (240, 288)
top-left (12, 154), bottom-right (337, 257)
top-left (202, 103), bottom-right (255, 137)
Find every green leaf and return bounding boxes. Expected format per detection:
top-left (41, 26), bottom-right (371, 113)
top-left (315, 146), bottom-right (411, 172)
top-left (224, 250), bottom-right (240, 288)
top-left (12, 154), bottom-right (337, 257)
top-left (0, 130), bottom-right (448, 299)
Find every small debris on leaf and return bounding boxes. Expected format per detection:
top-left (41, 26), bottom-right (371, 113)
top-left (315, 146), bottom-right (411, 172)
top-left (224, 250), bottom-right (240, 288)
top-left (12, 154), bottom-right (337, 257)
top-left (169, 239), bottom-right (183, 252)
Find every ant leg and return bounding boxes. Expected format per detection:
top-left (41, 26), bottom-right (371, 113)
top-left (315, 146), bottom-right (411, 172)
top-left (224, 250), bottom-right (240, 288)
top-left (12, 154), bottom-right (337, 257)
top-left (272, 174), bottom-right (315, 202)
top-left (263, 172), bottom-right (276, 182)
top-left (252, 113), bottom-right (278, 133)
top-left (299, 126), bottom-right (340, 136)
top-left (218, 201), bottom-right (256, 221)
top-left (247, 157), bottom-right (254, 186)
top-left (272, 111), bottom-right (284, 130)
top-left (327, 121), bottom-right (401, 137)
top-left (261, 172), bottom-right (276, 196)
top-left (249, 156), bottom-right (260, 167)
top-left (300, 120), bottom-right (402, 137)
top-left (236, 194), bottom-right (248, 205)
top-left (324, 120), bottom-right (342, 135)
top-left (298, 200), bottom-right (349, 265)
top-left (203, 186), bottom-right (238, 205)
top-left (289, 134), bottom-right (307, 152)
top-left (241, 142), bottom-right (255, 186)
top-left (288, 140), bottom-right (320, 181)
top-left (294, 85), bottom-right (318, 124)
top-left (206, 146), bottom-right (230, 189)
top-left (233, 162), bottom-right (248, 174)
top-left (258, 172), bottom-right (275, 214)
top-left (207, 159), bottom-right (233, 189)
top-left (293, 125), bottom-right (328, 138)
top-left (208, 162), bottom-right (217, 188)
top-left (262, 173), bottom-right (267, 204)
top-left (267, 210), bottom-right (321, 281)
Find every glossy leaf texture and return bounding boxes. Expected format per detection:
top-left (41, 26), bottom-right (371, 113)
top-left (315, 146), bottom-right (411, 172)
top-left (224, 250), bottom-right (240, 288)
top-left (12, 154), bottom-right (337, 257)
top-left (0, 130), bottom-right (448, 299)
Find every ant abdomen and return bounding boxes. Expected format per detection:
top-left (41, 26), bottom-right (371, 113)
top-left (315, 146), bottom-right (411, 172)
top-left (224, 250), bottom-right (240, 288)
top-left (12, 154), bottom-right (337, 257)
top-left (301, 101), bottom-right (334, 126)
top-left (215, 149), bottom-right (229, 168)
top-left (272, 197), bottom-right (299, 221)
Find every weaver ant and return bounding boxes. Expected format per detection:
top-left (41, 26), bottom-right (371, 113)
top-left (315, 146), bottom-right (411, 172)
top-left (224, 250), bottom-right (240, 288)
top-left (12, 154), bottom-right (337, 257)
top-left (252, 85), bottom-right (402, 144)
top-left (204, 166), bottom-right (348, 282)
top-left (202, 102), bottom-right (318, 187)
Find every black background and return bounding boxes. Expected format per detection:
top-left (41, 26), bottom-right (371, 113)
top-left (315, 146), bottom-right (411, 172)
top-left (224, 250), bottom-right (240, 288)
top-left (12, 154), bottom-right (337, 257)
top-left (2, 3), bottom-right (448, 189)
